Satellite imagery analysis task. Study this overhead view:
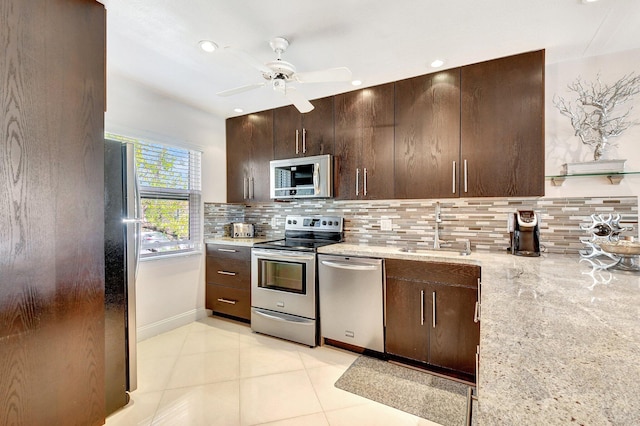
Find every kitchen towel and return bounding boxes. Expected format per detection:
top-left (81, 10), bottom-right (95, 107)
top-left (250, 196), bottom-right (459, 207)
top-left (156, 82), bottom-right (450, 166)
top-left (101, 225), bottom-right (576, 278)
top-left (335, 356), bottom-right (473, 426)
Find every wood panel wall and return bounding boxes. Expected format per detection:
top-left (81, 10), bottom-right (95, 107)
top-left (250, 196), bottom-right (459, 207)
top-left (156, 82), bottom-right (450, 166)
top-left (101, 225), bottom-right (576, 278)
top-left (0, 0), bottom-right (106, 424)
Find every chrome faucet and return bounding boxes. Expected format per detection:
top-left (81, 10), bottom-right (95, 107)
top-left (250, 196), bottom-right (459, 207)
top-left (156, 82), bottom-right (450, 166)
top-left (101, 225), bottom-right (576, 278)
top-left (434, 202), bottom-right (445, 249)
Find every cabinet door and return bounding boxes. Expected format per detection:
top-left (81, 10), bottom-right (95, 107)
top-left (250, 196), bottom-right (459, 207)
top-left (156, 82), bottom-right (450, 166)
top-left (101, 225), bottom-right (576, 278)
top-left (385, 277), bottom-right (429, 363)
top-left (273, 105), bottom-right (301, 159)
top-left (334, 90), bottom-right (362, 199)
top-left (249, 110), bottom-right (274, 201)
top-left (226, 116), bottom-right (252, 203)
top-left (395, 70), bottom-right (461, 199)
top-left (429, 283), bottom-right (479, 376)
top-left (361, 83), bottom-right (395, 199)
top-left (461, 50), bottom-right (545, 197)
top-left (302, 96), bottom-right (335, 157)
top-left (226, 111), bottom-right (273, 203)
top-left (335, 84), bottom-right (394, 200)
top-left (273, 97), bottom-right (334, 159)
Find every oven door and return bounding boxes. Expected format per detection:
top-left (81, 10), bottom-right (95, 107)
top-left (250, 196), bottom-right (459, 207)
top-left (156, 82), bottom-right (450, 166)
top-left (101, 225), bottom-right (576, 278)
top-left (251, 248), bottom-right (316, 319)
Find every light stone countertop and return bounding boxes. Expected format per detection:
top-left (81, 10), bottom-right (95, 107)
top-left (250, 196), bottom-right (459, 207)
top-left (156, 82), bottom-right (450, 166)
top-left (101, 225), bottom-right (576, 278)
top-left (318, 243), bottom-right (640, 425)
top-left (204, 237), bottom-right (274, 247)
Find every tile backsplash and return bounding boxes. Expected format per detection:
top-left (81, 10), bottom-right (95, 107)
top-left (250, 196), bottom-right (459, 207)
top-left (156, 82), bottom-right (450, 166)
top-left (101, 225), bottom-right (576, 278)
top-left (204, 197), bottom-right (638, 254)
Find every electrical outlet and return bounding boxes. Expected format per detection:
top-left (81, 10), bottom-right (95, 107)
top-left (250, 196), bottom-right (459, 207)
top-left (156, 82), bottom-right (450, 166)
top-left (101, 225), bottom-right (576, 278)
top-left (380, 219), bottom-right (393, 231)
top-left (271, 217), bottom-right (278, 228)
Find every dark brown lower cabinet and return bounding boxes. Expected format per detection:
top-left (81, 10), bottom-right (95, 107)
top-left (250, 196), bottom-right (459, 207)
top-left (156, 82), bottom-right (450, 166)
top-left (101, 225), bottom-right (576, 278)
top-left (385, 259), bottom-right (480, 379)
top-left (205, 244), bottom-right (252, 321)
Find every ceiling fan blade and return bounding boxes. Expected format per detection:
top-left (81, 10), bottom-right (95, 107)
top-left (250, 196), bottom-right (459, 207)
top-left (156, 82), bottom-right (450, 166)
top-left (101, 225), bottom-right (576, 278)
top-left (295, 67), bottom-right (352, 83)
top-left (217, 82), bottom-right (265, 97)
top-left (223, 46), bottom-right (272, 75)
top-left (283, 86), bottom-right (314, 113)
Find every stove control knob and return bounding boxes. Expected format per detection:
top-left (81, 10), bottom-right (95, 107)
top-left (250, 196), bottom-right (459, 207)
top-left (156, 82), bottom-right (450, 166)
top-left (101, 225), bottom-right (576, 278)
top-left (322, 221), bottom-right (327, 225)
top-left (327, 221), bottom-right (333, 226)
top-left (293, 220), bottom-right (297, 224)
top-left (287, 220), bottom-right (291, 224)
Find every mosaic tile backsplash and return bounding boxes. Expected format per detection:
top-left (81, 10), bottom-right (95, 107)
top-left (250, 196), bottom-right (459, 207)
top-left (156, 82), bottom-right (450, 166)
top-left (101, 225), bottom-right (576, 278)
top-left (204, 197), bottom-right (638, 254)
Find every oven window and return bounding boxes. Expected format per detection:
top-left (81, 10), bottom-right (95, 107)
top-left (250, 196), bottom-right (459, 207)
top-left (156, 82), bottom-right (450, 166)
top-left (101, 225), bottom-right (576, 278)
top-left (257, 259), bottom-right (306, 294)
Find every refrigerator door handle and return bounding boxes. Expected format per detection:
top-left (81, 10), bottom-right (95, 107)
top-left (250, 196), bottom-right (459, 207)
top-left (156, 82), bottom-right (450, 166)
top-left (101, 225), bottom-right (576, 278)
top-left (124, 142), bottom-right (139, 393)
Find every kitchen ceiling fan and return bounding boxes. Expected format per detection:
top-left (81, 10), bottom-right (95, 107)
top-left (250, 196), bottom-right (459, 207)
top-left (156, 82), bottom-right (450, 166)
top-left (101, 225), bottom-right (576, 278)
top-left (217, 37), bottom-right (352, 113)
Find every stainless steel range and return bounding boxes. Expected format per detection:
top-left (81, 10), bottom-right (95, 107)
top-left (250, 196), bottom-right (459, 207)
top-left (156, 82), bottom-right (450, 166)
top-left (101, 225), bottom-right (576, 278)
top-left (251, 215), bottom-right (343, 346)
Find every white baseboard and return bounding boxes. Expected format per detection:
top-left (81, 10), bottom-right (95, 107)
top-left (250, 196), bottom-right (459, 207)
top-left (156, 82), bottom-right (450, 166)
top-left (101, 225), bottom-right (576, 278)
top-left (137, 308), bottom-right (209, 341)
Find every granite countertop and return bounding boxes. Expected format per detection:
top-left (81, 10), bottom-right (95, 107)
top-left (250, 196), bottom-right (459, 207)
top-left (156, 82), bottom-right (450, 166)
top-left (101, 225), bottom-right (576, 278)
top-left (204, 237), bottom-right (274, 247)
top-left (318, 243), bottom-right (640, 425)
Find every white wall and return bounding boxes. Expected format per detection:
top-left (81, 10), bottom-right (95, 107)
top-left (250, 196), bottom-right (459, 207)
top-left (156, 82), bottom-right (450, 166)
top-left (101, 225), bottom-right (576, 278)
top-left (106, 72), bottom-right (227, 339)
top-left (544, 48), bottom-right (640, 201)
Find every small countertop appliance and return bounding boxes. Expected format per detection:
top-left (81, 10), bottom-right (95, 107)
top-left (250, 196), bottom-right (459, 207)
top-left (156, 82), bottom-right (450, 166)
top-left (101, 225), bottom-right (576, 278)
top-left (508, 210), bottom-right (541, 257)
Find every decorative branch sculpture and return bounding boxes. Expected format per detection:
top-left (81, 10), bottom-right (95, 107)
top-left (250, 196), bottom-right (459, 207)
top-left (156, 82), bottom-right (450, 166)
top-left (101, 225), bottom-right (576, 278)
top-left (553, 73), bottom-right (640, 161)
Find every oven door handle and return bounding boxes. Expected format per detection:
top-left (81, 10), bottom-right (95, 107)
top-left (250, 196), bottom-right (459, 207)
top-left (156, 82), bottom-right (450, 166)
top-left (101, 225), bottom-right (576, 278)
top-left (252, 249), bottom-right (315, 262)
top-left (320, 260), bottom-right (379, 271)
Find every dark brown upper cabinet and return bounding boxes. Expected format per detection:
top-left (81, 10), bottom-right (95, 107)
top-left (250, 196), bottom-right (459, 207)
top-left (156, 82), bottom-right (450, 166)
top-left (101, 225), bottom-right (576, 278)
top-left (226, 110), bottom-right (274, 203)
top-left (334, 83), bottom-right (395, 200)
top-left (460, 50), bottom-right (545, 197)
top-left (395, 70), bottom-right (462, 199)
top-left (273, 96), bottom-right (334, 159)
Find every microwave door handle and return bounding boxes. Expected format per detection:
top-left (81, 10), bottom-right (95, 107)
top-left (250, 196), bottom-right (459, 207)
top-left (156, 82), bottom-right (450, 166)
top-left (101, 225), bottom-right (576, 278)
top-left (313, 163), bottom-right (320, 195)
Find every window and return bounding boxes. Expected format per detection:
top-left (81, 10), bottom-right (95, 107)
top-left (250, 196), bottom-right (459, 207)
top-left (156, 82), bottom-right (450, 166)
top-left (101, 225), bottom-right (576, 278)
top-left (107, 134), bottom-right (202, 258)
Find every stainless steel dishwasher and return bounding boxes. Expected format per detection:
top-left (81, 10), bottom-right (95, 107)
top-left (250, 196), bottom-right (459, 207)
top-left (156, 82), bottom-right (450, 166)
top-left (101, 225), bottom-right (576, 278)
top-left (317, 254), bottom-right (384, 352)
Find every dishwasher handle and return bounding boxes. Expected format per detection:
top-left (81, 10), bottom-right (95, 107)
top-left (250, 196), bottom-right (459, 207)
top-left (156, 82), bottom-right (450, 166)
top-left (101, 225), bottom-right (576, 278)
top-left (320, 260), bottom-right (380, 271)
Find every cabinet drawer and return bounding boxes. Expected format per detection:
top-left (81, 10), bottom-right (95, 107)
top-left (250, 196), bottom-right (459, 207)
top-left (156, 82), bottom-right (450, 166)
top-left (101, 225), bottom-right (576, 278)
top-left (206, 257), bottom-right (251, 289)
top-left (385, 259), bottom-right (480, 287)
top-left (205, 244), bottom-right (251, 261)
top-left (206, 284), bottom-right (250, 321)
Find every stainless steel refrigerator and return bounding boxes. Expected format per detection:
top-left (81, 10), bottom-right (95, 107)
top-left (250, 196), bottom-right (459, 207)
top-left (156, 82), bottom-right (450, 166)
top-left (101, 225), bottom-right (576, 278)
top-left (104, 139), bottom-right (139, 415)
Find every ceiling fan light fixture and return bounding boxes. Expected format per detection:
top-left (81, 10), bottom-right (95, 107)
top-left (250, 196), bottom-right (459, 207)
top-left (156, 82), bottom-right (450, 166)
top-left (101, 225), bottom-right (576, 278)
top-left (199, 40), bottom-right (218, 53)
top-left (431, 59), bottom-right (445, 68)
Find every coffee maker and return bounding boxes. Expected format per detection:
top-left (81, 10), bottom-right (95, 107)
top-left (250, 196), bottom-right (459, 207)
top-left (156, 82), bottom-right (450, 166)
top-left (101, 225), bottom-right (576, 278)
top-left (508, 210), bottom-right (541, 256)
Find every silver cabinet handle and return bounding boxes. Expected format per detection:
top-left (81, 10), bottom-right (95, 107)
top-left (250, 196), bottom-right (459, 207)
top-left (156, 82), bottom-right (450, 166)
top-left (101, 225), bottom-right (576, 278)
top-left (452, 160), bottom-right (457, 194)
top-left (432, 291), bottom-right (436, 328)
top-left (217, 298), bottom-right (237, 305)
top-left (355, 168), bottom-right (360, 196)
top-left (363, 167), bottom-right (368, 197)
top-left (420, 290), bottom-right (425, 325)
top-left (217, 248), bottom-right (238, 253)
top-left (476, 344), bottom-right (480, 381)
top-left (243, 177), bottom-right (248, 199)
top-left (249, 176), bottom-right (254, 199)
top-left (217, 270), bottom-right (237, 276)
top-left (302, 128), bottom-right (306, 153)
top-left (464, 159), bottom-right (468, 193)
top-left (475, 278), bottom-right (481, 322)
top-left (295, 129), bottom-right (299, 154)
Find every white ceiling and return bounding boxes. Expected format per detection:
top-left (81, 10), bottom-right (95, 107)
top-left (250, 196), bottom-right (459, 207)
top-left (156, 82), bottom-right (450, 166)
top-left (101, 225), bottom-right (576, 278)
top-left (100, 0), bottom-right (640, 119)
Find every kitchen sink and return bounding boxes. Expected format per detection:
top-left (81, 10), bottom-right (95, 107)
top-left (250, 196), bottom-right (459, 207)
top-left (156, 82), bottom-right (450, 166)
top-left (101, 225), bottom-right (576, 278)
top-left (398, 240), bottom-right (471, 256)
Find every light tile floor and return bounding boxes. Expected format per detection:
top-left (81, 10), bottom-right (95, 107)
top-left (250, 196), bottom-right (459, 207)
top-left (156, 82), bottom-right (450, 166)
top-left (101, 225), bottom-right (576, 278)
top-left (106, 316), bottom-right (439, 426)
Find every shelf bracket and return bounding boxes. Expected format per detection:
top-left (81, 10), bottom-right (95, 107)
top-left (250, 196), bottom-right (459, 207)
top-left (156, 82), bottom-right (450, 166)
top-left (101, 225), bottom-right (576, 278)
top-left (607, 175), bottom-right (624, 185)
top-left (550, 176), bottom-right (566, 186)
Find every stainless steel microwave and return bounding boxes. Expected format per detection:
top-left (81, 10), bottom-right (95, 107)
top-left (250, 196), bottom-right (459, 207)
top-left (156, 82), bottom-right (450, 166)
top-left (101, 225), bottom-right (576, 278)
top-left (270, 154), bottom-right (333, 199)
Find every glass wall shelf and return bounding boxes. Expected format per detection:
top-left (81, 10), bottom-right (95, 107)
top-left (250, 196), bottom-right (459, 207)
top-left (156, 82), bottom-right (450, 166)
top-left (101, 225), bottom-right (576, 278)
top-left (546, 171), bottom-right (640, 186)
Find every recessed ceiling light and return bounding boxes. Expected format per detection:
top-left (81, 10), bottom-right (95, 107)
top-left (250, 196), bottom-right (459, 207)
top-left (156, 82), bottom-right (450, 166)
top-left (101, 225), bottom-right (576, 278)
top-left (351, 80), bottom-right (362, 86)
top-left (431, 59), bottom-right (445, 68)
top-left (199, 40), bottom-right (218, 53)
top-left (234, 108), bottom-right (244, 113)
top-left (581, 0), bottom-right (599, 3)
